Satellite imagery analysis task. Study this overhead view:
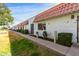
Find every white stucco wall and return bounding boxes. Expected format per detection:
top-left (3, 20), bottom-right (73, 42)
top-left (34, 12), bottom-right (78, 43)
top-left (27, 17), bottom-right (35, 33)
top-left (24, 25), bottom-right (28, 30)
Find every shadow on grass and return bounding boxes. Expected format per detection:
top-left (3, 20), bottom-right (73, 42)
top-left (8, 31), bottom-right (64, 56)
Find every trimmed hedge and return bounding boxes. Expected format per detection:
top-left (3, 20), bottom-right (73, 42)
top-left (16, 29), bottom-right (29, 34)
top-left (56, 33), bottom-right (73, 47)
top-left (24, 30), bottom-right (29, 34)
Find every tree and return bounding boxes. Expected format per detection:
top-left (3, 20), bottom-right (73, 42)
top-left (0, 3), bottom-right (14, 29)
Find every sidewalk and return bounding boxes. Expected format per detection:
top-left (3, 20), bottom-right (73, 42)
top-left (12, 31), bottom-right (79, 56)
top-left (66, 43), bottom-right (79, 56)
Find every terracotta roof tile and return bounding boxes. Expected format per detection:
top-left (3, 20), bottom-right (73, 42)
top-left (16, 20), bottom-right (28, 28)
top-left (34, 3), bottom-right (79, 22)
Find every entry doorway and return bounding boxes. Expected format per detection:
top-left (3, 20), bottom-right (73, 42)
top-left (77, 16), bottom-right (79, 43)
top-left (30, 24), bottom-right (34, 34)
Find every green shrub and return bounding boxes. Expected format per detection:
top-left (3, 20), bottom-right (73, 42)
top-left (24, 29), bottom-right (29, 34)
top-left (17, 29), bottom-right (21, 32)
top-left (56, 33), bottom-right (73, 47)
top-left (20, 29), bottom-right (24, 33)
top-left (16, 29), bottom-right (29, 34)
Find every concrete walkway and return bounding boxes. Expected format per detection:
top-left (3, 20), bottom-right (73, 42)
top-left (12, 31), bottom-right (79, 56)
top-left (66, 43), bottom-right (79, 56)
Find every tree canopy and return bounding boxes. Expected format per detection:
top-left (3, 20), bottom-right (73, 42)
top-left (0, 3), bottom-right (14, 28)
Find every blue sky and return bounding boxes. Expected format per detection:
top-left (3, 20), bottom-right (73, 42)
top-left (6, 3), bottom-right (57, 26)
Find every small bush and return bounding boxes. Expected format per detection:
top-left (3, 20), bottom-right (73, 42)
top-left (24, 29), bottom-right (29, 34)
top-left (16, 29), bottom-right (29, 34)
top-left (20, 29), bottom-right (24, 33)
top-left (30, 35), bottom-right (37, 37)
top-left (42, 31), bottom-right (48, 39)
top-left (56, 33), bottom-right (73, 47)
top-left (17, 29), bottom-right (21, 32)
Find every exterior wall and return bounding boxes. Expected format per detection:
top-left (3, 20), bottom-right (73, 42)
top-left (34, 12), bottom-right (78, 43)
top-left (27, 17), bottom-right (35, 33)
top-left (24, 25), bottom-right (27, 30)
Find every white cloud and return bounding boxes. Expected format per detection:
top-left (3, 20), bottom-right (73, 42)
top-left (8, 3), bottom-right (57, 26)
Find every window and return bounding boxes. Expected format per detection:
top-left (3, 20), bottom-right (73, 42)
top-left (38, 23), bottom-right (46, 30)
top-left (71, 15), bottom-right (74, 19)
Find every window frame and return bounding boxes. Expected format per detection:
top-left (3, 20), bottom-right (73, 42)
top-left (38, 23), bottom-right (46, 30)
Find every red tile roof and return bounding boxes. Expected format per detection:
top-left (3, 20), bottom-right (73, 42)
top-left (16, 20), bottom-right (28, 28)
top-left (34, 3), bottom-right (79, 22)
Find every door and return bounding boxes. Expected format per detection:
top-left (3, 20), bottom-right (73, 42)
top-left (77, 16), bottom-right (79, 43)
top-left (30, 24), bottom-right (34, 34)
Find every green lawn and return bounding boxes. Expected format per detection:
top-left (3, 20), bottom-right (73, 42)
top-left (4, 31), bottom-right (64, 56)
top-left (11, 38), bottom-right (64, 56)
